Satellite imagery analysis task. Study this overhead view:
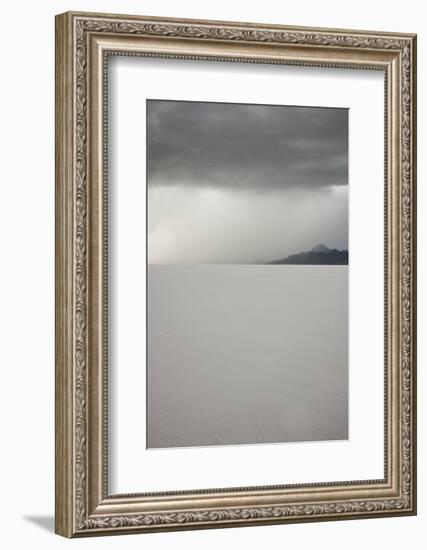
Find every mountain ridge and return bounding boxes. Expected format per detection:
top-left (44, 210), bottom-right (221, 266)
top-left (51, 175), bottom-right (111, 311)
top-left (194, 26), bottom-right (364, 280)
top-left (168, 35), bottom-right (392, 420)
top-left (270, 244), bottom-right (348, 265)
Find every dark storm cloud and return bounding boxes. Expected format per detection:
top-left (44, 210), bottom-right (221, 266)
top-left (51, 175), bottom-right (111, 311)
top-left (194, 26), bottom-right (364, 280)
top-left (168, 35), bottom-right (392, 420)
top-left (147, 99), bottom-right (348, 264)
top-left (147, 100), bottom-right (348, 192)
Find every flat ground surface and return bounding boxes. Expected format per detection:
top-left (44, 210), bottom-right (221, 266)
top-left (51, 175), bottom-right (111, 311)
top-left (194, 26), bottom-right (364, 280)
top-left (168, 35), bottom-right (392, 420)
top-left (147, 265), bottom-right (348, 448)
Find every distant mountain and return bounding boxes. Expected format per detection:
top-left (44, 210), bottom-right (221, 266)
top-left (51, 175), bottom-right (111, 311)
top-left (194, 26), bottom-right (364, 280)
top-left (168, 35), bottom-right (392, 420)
top-left (311, 243), bottom-right (331, 254)
top-left (270, 244), bottom-right (348, 265)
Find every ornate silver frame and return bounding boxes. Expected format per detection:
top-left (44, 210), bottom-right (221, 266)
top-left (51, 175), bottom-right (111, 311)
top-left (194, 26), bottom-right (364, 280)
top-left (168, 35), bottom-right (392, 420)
top-left (55, 11), bottom-right (417, 537)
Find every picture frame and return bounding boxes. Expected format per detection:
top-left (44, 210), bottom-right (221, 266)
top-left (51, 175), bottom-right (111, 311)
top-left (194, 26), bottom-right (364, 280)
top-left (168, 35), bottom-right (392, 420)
top-left (55, 11), bottom-right (417, 537)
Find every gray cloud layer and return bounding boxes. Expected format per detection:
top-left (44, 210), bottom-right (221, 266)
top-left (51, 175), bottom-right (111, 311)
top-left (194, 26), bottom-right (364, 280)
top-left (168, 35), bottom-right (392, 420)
top-left (148, 100), bottom-right (348, 192)
top-left (147, 100), bottom-right (348, 264)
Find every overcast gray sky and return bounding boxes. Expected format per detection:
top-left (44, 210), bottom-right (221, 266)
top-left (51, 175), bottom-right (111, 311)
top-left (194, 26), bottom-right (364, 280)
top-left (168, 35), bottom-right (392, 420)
top-left (147, 100), bottom-right (348, 264)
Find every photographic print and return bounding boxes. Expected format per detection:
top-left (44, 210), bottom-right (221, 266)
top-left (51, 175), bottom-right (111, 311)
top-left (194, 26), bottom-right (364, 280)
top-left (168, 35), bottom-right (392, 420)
top-left (147, 99), bottom-right (349, 449)
top-left (56, 13), bottom-right (417, 535)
